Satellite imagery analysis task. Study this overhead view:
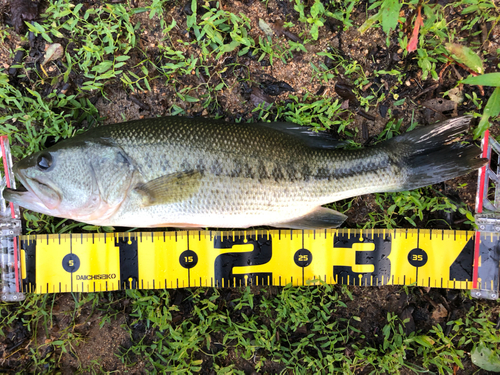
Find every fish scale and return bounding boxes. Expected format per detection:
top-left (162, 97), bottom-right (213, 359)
top-left (3, 116), bottom-right (487, 229)
top-left (107, 120), bottom-right (394, 224)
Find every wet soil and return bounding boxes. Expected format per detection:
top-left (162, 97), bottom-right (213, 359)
top-left (2, 287), bottom-right (499, 373)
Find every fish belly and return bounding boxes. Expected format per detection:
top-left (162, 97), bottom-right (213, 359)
top-left (104, 168), bottom-right (398, 228)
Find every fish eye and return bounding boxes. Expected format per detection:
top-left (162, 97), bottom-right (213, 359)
top-left (36, 153), bottom-right (53, 171)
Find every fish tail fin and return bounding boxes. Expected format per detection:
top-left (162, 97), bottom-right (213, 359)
top-left (385, 116), bottom-right (487, 191)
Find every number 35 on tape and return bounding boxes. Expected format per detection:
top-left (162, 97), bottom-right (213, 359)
top-left (17, 228), bottom-right (491, 294)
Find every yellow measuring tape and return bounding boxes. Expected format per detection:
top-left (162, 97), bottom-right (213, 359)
top-left (18, 228), bottom-right (497, 294)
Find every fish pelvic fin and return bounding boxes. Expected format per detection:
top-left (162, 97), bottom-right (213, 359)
top-left (135, 170), bottom-right (202, 206)
top-left (385, 116), bottom-right (487, 191)
top-left (271, 207), bottom-right (347, 229)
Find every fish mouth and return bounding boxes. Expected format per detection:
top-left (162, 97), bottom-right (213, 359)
top-left (3, 173), bottom-right (62, 214)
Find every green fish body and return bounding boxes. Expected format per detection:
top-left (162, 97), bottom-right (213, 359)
top-left (3, 116), bottom-right (486, 229)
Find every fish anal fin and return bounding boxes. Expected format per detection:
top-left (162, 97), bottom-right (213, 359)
top-left (272, 207), bottom-right (347, 229)
top-left (135, 170), bottom-right (202, 207)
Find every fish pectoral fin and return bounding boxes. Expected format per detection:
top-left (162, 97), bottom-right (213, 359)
top-left (272, 207), bottom-right (347, 229)
top-left (135, 170), bottom-right (202, 207)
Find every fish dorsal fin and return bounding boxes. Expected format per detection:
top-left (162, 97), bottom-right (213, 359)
top-left (135, 170), bottom-right (202, 207)
top-left (251, 122), bottom-right (345, 149)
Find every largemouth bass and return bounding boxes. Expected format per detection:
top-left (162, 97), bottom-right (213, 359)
top-left (3, 116), bottom-right (486, 229)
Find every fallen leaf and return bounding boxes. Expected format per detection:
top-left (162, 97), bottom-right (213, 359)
top-left (414, 335), bottom-right (435, 347)
top-left (261, 80), bottom-right (294, 96)
top-left (471, 342), bottom-right (500, 372)
top-left (422, 98), bottom-right (457, 113)
top-left (407, 6), bottom-right (423, 52)
top-left (250, 86), bottom-right (273, 107)
top-left (431, 303), bottom-right (448, 321)
top-left (446, 87), bottom-right (464, 104)
top-left (258, 19), bottom-right (274, 37)
top-left (359, 13), bottom-right (382, 34)
top-left (10, 0), bottom-right (39, 33)
top-left (446, 43), bottom-right (484, 74)
top-left (42, 43), bottom-right (63, 66)
top-left (295, 325), bottom-right (308, 335)
top-left (8, 49), bottom-right (25, 76)
top-left (270, 20), bottom-right (285, 37)
top-left (399, 305), bottom-right (415, 335)
top-left (271, 20), bottom-right (302, 43)
top-left (335, 82), bottom-right (358, 105)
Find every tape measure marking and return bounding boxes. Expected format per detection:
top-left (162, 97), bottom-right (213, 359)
top-left (17, 229), bottom-right (486, 293)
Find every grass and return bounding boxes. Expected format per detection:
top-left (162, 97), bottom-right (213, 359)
top-left (0, 0), bottom-right (499, 372)
top-left (2, 285), bottom-right (499, 373)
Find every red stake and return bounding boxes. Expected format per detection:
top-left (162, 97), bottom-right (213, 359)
top-left (473, 129), bottom-right (490, 289)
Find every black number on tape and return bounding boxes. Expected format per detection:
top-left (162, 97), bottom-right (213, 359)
top-left (179, 250), bottom-right (198, 269)
top-left (333, 233), bottom-right (392, 286)
top-left (408, 248), bottom-right (428, 267)
top-left (294, 249), bottom-right (312, 267)
top-left (449, 238), bottom-right (474, 282)
top-left (62, 254), bottom-right (80, 273)
top-left (213, 234), bottom-right (272, 287)
top-left (115, 237), bottom-right (139, 289)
